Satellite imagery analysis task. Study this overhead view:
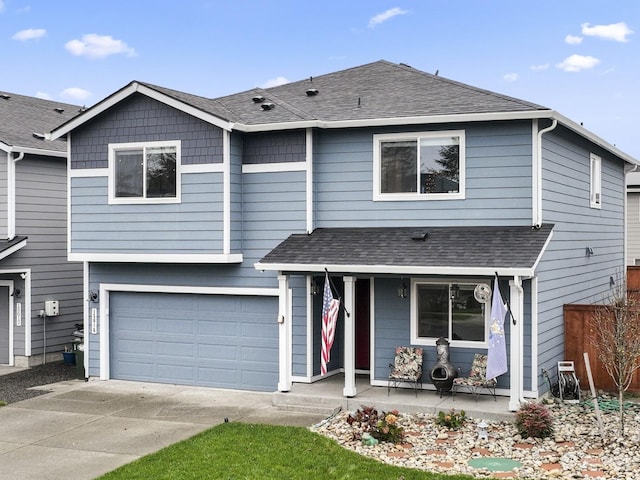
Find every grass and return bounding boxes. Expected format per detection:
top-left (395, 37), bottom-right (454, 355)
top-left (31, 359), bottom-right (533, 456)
top-left (97, 422), bottom-right (475, 480)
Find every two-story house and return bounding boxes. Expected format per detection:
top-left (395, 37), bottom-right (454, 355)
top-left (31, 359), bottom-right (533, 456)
top-left (1, 92), bottom-right (84, 366)
top-left (49, 61), bottom-right (637, 410)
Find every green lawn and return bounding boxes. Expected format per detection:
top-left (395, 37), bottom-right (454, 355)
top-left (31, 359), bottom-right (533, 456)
top-left (97, 422), bottom-right (475, 480)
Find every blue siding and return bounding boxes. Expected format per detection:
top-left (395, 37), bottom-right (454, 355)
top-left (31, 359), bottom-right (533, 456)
top-left (243, 130), bottom-right (306, 164)
top-left (536, 126), bottom-right (627, 391)
top-left (70, 173), bottom-right (225, 253)
top-left (314, 121), bottom-right (533, 227)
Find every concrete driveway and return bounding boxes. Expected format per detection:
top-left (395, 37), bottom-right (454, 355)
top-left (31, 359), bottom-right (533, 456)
top-left (0, 379), bottom-right (328, 480)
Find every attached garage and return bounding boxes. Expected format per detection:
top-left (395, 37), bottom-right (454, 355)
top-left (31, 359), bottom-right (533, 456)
top-left (108, 291), bottom-right (279, 391)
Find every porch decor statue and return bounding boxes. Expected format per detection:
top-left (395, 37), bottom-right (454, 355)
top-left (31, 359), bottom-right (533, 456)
top-left (430, 337), bottom-right (458, 396)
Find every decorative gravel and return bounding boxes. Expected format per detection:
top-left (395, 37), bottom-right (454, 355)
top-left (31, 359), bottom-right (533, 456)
top-left (0, 361), bottom-right (78, 404)
top-left (311, 398), bottom-right (640, 479)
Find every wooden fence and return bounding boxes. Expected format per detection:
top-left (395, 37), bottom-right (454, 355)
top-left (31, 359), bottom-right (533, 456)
top-left (563, 267), bottom-right (640, 393)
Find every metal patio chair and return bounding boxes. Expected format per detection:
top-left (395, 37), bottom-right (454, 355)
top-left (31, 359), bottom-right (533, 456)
top-left (387, 346), bottom-right (424, 396)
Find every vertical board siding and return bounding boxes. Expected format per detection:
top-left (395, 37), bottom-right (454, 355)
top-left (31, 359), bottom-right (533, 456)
top-left (72, 94), bottom-right (223, 169)
top-left (70, 173), bottom-right (225, 253)
top-left (536, 126), bottom-right (627, 390)
top-left (313, 121), bottom-right (533, 227)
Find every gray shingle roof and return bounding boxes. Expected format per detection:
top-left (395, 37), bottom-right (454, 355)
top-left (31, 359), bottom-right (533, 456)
top-left (258, 224), bottom-right (554, 273)
top-left (0, 91), bottom-right (81, 152)
top-left (139, 60), bottom-right (550, 127)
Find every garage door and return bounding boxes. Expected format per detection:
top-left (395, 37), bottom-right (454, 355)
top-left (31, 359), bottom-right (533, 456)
top-left (109, 292), bottom-right (279, 391)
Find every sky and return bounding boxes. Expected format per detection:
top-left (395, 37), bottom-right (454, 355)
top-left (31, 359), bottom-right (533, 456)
top-left (1, 0), bottom-right (639, 158)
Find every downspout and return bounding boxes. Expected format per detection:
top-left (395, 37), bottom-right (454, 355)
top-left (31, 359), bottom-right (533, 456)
top-left (7, 151), bottom-right (24, 240)
top-left (624, 163), bottom-right (638, 267)
top-left (509, 275), bottom-right (526, 410)
top-left (532, 118), bottom-right (558, 228)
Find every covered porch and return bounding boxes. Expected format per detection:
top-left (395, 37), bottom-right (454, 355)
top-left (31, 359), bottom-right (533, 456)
top-left (273, 373), bottom-right (513, 421)
top-left (256, 225), bottom-right (554, 412)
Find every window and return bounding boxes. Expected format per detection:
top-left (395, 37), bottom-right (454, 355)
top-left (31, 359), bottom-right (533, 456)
top-left (410, 281), bottom-right (489, 347)
top-left (373, 131), bottom-right (465, 200)
top-left (109, 141), bottom-right (180, 204)
top-left (590, 153), bottom-right (601, 208)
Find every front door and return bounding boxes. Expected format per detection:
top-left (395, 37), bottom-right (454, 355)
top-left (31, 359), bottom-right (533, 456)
top-left (0, 286), bottom-right (10, 364)
top-left (355, 279), bottom-right (370, 370)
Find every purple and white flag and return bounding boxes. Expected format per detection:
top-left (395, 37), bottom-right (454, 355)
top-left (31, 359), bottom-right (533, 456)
top-left (486, 277), bottom-right (508, 381)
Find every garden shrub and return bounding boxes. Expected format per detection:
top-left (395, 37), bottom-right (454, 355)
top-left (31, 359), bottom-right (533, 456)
top-left (514, 401), bottom-right (554, 438)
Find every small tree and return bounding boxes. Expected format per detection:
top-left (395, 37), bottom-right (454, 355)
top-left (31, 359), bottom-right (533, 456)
top-left (589, 281), bottom-right (640, 437)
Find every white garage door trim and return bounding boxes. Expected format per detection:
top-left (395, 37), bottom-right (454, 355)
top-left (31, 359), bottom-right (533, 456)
top-left (99, 283), bottom-right (280, 380)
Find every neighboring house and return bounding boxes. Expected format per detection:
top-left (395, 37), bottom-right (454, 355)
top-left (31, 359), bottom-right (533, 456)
top-left (627, 171), bottom-right (640, 265)
top-left (49, 61), bottom-right (637, 410)
top-left (0, 91), bottom-right (84, 366)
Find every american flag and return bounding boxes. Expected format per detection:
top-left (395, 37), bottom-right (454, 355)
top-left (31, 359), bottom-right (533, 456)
top-left (320, 272), bottom-right (340, 376)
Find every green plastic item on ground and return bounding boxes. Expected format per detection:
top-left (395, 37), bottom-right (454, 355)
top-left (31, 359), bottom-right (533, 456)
top-left (468, 457), bottom-right (523, 472)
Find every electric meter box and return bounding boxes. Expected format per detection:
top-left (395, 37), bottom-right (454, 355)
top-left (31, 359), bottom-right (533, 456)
top-left (44, 300), bottom-right (59, 316)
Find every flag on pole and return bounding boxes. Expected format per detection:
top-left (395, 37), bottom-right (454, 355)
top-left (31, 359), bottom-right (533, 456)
top-left (486, 277), bottom-right (508, 381)
top-left (320, 272), bottom-right (340, 376)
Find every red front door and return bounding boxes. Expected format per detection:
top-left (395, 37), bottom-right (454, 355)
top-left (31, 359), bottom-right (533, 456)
top-left (355, 279), bottom-right (370, 370)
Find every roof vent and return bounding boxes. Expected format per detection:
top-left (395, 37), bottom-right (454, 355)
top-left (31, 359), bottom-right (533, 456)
top-left (54, 107), bottom-right (64, 113)
top-left (0, 94), bottom-right (10, 100)
top-left (261, 103), bottom-right (275, 111)
top-left (32, 132), bottom-right (45, 140)
top-left (252, 95), bottom-right (265, 103)
top-left (305, 88), bottom-right (319, 97)
top-left (411, 231), bottom-right (428, 241)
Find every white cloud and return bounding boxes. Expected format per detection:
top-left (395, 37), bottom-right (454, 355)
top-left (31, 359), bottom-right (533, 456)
top-left (530, 63), bottom-right (549, 71)
top-left (503, 73), bottom-right (518, 82)
top-left (0, 1), bottom-right (5, 13)
top-left (36, 91), bottom-right (52, 100)
top-left (262, 76), bottom-right (289, 88)
top-left (65, 34), bottom-right (136, 59)
top-left (565, 34), bottom-right (583, 45)
top-left (581, 22), bottom-right (633, 42)
top-left (12, 28), bottom-right (46, 41)
top-left (556, 54), bottom-right (600, 72)
top-left (368, 7), bottom-right (408, 28)
top-left (60, 87), bottom-right (92, 101)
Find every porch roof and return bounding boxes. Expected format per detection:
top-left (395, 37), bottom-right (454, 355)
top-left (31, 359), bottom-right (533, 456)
top-left (0, 236), bottom-right (27, 261)
top-left (255, 224), bottom-right (554, 277)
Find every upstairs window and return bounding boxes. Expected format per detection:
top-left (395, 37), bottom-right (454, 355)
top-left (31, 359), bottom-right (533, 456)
top-left (590, 153), bottom-right (601, 208)
top-left (374, 131), bottom-right (465, 200)
top-left (109, 141), bottom-right (180, 204)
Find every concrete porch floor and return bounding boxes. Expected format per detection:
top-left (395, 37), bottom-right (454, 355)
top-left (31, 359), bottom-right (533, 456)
top-left (273, 374), bottom-right (515, 422)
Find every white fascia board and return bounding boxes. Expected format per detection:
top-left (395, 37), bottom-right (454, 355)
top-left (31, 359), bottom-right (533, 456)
top-left (70, 252), bottom-right (243, 263)
top-left (236, 110), bottom-right (552, 133)
top-left (0, 238), bottom-right (27, 261)
top-left (8, 146), bottom-right (67, 157)
top-left (49, 82), bottom-right (234, 140)
top-left (529, 229), bottom-right (554, 273)
top-left (552, 111), bottom-right (639, 166)
top-left (254, 262), bottom-right (534, 277)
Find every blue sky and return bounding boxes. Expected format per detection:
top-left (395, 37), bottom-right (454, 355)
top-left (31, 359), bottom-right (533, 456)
top-left (2, 0), bottom-right (639, 158)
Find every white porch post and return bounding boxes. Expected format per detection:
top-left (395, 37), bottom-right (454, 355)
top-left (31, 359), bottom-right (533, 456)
top-left (277, 273), bottom-right (291, 392)
top-left (343, 276), bottom-right (357, 397)
top-left (509, 277), bottom-right (524, 411)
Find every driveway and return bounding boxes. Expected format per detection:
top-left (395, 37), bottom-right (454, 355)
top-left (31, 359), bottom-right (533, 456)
top-left (0, 378), bottom-right (328, 480)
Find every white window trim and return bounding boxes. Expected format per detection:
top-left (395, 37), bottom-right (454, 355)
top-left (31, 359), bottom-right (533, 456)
top-left (590, 153), bottom-right (602, 209)
top-left (409, 278), bottom-right (489, 348)
top-left (108, 140), bottom-right (181, 205)
top-left (373, 130), bottom-right (465, 201)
